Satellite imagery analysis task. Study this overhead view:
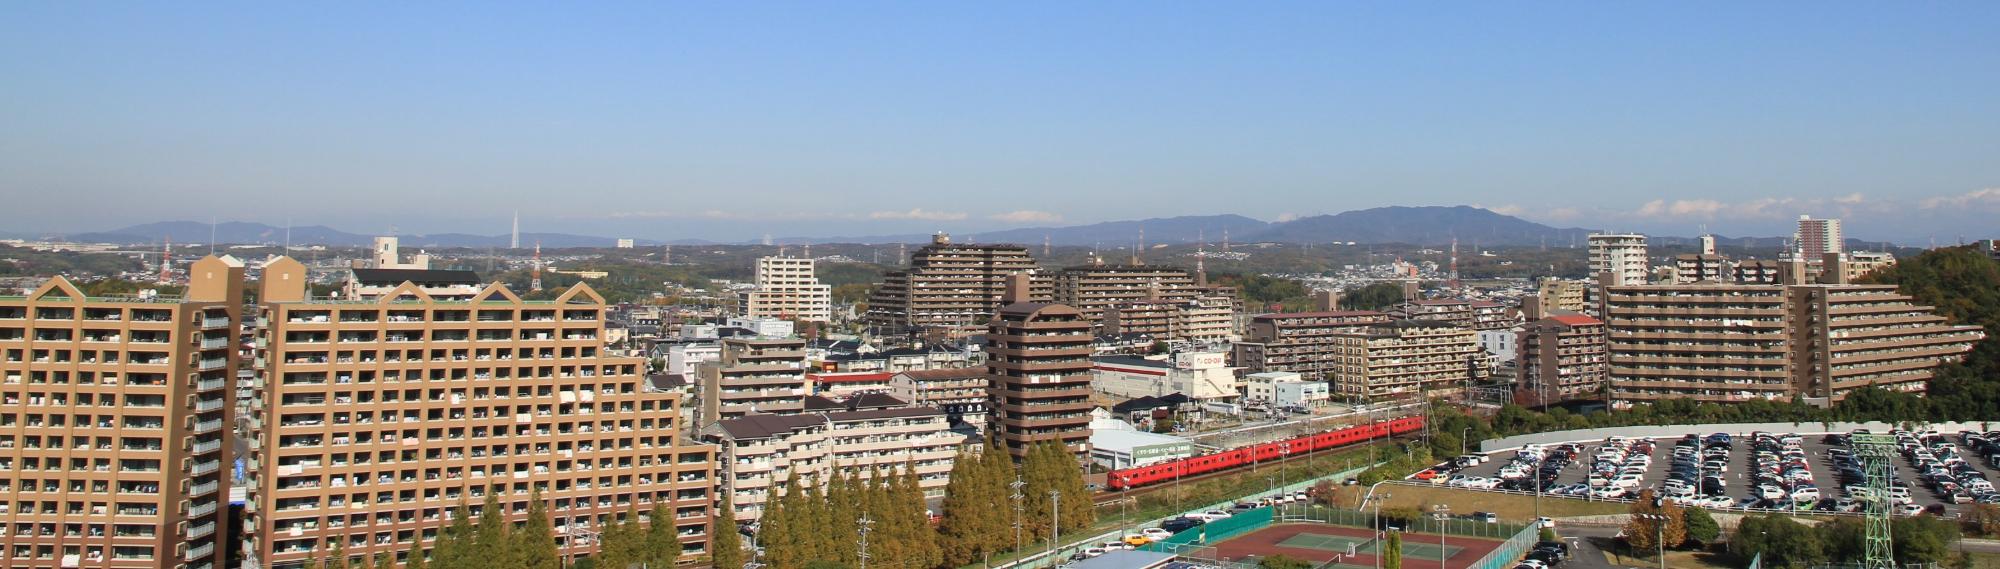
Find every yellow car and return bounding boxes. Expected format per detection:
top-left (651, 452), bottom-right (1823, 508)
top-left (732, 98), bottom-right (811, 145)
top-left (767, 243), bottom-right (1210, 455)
top-left (1122, 535), bottom-right (1151, 546)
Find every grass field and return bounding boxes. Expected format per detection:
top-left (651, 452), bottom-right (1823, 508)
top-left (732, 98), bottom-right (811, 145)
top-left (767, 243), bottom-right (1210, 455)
top-left (1325, 484), bottom-right (1631, 522)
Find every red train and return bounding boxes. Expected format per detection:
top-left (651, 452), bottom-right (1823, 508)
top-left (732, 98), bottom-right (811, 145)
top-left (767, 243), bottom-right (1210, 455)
top-left (1104, 415), bottom-right (1427, 491)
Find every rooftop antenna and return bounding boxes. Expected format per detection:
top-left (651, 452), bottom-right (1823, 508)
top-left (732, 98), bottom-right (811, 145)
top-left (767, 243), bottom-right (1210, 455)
top-left (530, 242), bottom-right (544, 292)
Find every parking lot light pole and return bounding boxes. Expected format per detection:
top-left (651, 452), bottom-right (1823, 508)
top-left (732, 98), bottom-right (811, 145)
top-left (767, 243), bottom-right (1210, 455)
top-left (1638, 513), bottom-right (1666, 569)
top-left (1432, 504), bottom-right (1451, 569)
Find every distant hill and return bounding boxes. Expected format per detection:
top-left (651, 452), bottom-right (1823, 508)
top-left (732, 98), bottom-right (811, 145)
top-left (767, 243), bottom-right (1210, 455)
top-left (68, 221), bottom-right (370, 246)
top-left (1248, 206), bottom-right (1597, 247)
top-left (968, 214), bottom-right (1271, 246)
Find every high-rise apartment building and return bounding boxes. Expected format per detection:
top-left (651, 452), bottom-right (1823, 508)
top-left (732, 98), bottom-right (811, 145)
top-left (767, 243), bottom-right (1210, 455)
top-left (985, 276), bottom-right (1093, 460)
top-left (697, 337), bottom-right (809, 424)
top-left (0, 256), bottom-right (241, 569)
top-left (1231, 311), bottom-right (1393, 376)
top-left (1052, 263), bottom-right (1202, 324)
top-left (245, 259), bottom-right (715, 568)
top-left (1102, 294), bottom-right (1234, 343)
top-left (1602, 283), bottom-right (1984, 406)
top-left (739, 257), bottom-right (831, 323)
top-left (1534, 278), bottom-right (1590, 314)
top-left (1516, 314), bottom-right (1609, 406)
top-left (1326, 320), bottom-right (1487, 401)
top-left (703, 396), bottom-right (955, 523)
top-left (1588, 233), bottom-right (1650, 286)
top-left (889, 368), bottom-right (990, 429)
top-left (1795, 216), bottom-right (1843, 258)
top-left (867, 234), bottom-right (1050, 338)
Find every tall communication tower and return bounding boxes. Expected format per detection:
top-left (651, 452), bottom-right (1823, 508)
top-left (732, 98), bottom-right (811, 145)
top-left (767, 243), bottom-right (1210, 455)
top-left (530, 243), bottom-right (544, 292)
top-left (1854, 433), bottom-right (1898, 569)
top-left (1448, 237), bottom-right (1461, 291)
top-left (157, 236), bottom-right (174, 284)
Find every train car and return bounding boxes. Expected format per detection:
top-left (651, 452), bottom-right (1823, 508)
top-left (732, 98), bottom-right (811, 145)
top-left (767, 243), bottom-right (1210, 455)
top-left (1103, 415), bottom-right (1426, 491)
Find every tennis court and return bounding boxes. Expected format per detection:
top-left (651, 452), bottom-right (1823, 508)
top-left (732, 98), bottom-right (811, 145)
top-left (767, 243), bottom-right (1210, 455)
top-left (1211, 523), bottom-right (1501, 569)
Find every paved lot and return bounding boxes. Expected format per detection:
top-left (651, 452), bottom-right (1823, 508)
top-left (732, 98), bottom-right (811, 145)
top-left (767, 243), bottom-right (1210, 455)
top-left (1439, 431), bottom-right (2000, 518)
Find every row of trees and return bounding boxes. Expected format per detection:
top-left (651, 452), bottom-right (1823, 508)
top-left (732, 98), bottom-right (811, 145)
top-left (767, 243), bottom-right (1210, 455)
top-left (299, 490), bottom-right (683, 569)
top-left (1729, 513), bottom-right (1961, 569)
top-left (744, 442), bottom-right (1094, 569)
top-left (1618, 490), bottom-right (1720, 555)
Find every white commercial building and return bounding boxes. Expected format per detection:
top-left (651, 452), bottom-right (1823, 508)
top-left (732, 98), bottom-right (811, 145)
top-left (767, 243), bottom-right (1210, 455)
top-left (1089, 428), bottom-right (1195, 470)
top-left (1242, 371), bottom-right (1330, 410)
top-left (1091, 352), bottom-right (1240, 402)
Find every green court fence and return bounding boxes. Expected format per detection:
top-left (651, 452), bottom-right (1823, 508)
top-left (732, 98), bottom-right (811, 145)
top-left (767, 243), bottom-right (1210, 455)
top-left (1459, 521), bottom-right (1539, 569)
top-left (1142, 506), bottom-right (1276, 553)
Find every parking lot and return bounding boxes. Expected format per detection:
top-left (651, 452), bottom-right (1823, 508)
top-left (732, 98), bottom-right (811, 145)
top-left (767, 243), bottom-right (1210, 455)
top-left (1426, 429), bottom-right (2000, 518)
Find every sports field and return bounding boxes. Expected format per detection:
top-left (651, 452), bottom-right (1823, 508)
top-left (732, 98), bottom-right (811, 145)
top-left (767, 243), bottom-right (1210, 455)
top-left (1211, 523), bottom-right (1501, 569)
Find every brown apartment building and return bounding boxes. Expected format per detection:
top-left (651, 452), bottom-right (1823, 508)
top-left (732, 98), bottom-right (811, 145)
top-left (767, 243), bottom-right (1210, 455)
top-left (1231, 311), bottom-right (1394, 376)
top-left (244, 258), bottom-right (715, 569)
top-left (866, 234), bottom-right (1051, 339)
top-left (696, 337), bottom-right (809, 424)
top-left (1516, 314), bottom-right (1609, 406)
top-left (985, 276), bottom-right (1094, 460)
top-left (1603, 282), bottom-right (1984, 406)
top-left (0, 256), bottom-right (241, 569)
top-left (1326, 320), bottom-right (1488, 401)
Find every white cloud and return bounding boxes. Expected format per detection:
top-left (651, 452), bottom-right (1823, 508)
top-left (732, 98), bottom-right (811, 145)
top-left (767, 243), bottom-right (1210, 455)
top-left (869, 208), bottom-right (968, 221)
top-left (1635, 199), bottom-right (1726, 219)
top-left (1919, 188), bottom-right (2000, 210)
top-left (1480, 204), bottom-right (1526, 217)
top-left (1274, 212), bottom-right (1300, 223)
top-left (1542, 207), bottom-right (1583, 221)
top-left (602, 210), bottom-right (851, 221)
top-left (988, 210), bottom-right (1062, 224)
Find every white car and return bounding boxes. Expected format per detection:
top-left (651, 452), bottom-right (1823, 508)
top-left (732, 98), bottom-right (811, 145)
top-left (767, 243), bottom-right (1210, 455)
top-left (1140, 528), bottom-right (1172, 540)
top-left (1896, 504), bottom-right (1924, 516)
top-left (1591, 486), bottom-right (1627, 499)
top-left (1699, 495), bottom-right (1734, 509)
top-left (1758, 485), bottom-right (1787, 500)
top-left (1791, 487), bottom-right (1821, 502)
top-left (1185, 511), bottom-right (1231, 522)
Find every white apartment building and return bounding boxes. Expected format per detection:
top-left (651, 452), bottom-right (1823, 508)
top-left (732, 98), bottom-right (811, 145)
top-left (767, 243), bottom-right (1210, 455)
top-left (701, 398), bottom-right (957, 522)
top-left (1588, 233), bottom-right (1650, 286)
top-left (739, 257), bottom-right (832, 323)
top-left (1241, 371), bottom-right (1329, 409)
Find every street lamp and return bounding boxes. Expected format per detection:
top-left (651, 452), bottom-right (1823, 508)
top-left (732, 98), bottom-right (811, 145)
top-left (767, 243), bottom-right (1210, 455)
top-left (1431, 505), bottom-right (1451, 569)
top-left (1636, 513), bottom-right (1667, 569)
top-left (1365, 491), bottom-right (1393, 569)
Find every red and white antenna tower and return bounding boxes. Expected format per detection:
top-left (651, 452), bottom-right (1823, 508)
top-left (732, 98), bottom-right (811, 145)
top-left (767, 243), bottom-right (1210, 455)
top-left (157, 236), bottom-right (173, 284)
top-left (530, 243), bottom-right (544, 292)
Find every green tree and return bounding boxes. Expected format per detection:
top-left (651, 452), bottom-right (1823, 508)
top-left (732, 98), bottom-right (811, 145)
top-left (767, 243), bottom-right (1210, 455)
top-left (1382, 531), bottom-right (1403, 569)
top-left (433, 501), bottom-right (475, 569)
top-left (475, 491), bottom-right (520, 568)
top-left (711, 490), bottom-right (744, 569)
top-left (1682, 507), bottom-right (1719, 547)
top-left (884, 464), bottom-right (942, 569)
top-left (329, 541), bottom-right (349, 569)
top-left (1731, 514), bottom-right (1826, 569)
top-left (1892, 515), bottom-right (1960, 566)
top-left (645, 502), bottom-right (684, 568)
top-left (940, 448), bottom-right (1006, 566)
top-left (517, 490), bottom-right (561, 569)
top-left (1258, 554), bottom-right (1312, 569)
top-left (404, 544), bottom-right (427, 569)
top-left (1538, 527), bottom-right (1558, 543)
top-left (597, 506), bottom-right (645, 569)
top-left (373, 552), bottom-right (395, 569)
top-left (1620, 490), bottom-right (1685, 555)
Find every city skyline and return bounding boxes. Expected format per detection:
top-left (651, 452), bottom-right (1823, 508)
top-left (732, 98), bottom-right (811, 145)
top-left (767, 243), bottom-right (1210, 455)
top-left (4, 3), bottom-right (1997, 242)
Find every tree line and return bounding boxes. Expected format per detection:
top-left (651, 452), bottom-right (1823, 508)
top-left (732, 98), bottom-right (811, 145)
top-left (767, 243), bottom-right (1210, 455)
top-left (740, 441), bottom-right (1091, 569)
top-left (298, 489), bottom-right (683, 569)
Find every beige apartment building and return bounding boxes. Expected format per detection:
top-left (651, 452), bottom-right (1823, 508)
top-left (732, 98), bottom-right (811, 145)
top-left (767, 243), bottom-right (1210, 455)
top-left (1052, 263), bottom-right (1202, 324)
top-left (1326, 320), bottom-right (1487, 401)
top-left (1516, 314), bottom-right (1609, 406)
top-left (1103, 294), bottom-right (1234, 343)
top-left (0, 256), bottom-right (241, 569)
top-left (1231, 311), bottom-right (1394, 376)
top-left (245, 258), bottom-right (715, 569)
top-left (739, 257), bottom-right (831, 323)
top-left (703, 396), bottom-right (956, 523)
top-left (889, 368), bottom-right (989, 429)
top-left (866, 234), bottom-right (1050, 338)
top-left (1589, 233), bottom-right (1650, 286)
top-left (1603, 282), bottom-right (1984, 406)
top-left (697, 337), bottom-right (809, 424)
top-left (985, 277), bottom-right (1094, 460)
top-left (1535, 279), bottom-right (1590, 314)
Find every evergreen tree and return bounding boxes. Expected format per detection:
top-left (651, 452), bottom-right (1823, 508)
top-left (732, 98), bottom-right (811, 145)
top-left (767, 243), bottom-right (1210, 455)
top-left (1021, 443), bottom-right (1060, 541)
top-left (711, 490), bottom-right (745, 569)
top-left (645, 502), bottom-right (684, 568)
top-left (891, 464), bottom-right (943, 569)
top-left (373, 552), bottom-right (394, 569)
top-left (330, 541), bottom-right (349, 569)
top-left (1682, 507), bottom-right (1720, 547)
top-left (433, 501), bottom-right (476, 569)
top-left (762, 474), bottom-right (802, 569)
top-left (818, 471), bottom-right (858, 567)
top-left (1383, 531), bottom-right (1402, 569)
top-left (475, 490), bottom-right (520, 568)
top-left (940, 448), bottom-right (1005, 566)
top-left (518, 490), bottom-right (561, 569)
top-left (598, 506), bottom-right (645, 569)
top-left (404, 545), bottom-right (427, 569)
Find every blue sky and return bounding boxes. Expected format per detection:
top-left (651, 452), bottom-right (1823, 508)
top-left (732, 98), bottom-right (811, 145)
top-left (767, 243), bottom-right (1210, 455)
top-left (3, 2), bottom-right (1997, 243)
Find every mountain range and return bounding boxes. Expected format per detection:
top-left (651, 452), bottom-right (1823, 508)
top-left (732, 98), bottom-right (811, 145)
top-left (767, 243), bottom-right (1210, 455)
top-left (32, 206), bottom-right (1816, 249)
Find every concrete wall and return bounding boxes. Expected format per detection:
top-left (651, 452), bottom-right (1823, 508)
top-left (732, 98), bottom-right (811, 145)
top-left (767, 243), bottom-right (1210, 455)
top-left (1479, 420), bottom-right (2000, 453)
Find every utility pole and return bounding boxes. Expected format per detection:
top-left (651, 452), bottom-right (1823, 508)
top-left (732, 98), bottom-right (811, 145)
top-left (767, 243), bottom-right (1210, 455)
top-left (857, 516), bottom-right (875, 569)
top-left (1048, 490), bottom-right (1062, 567)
